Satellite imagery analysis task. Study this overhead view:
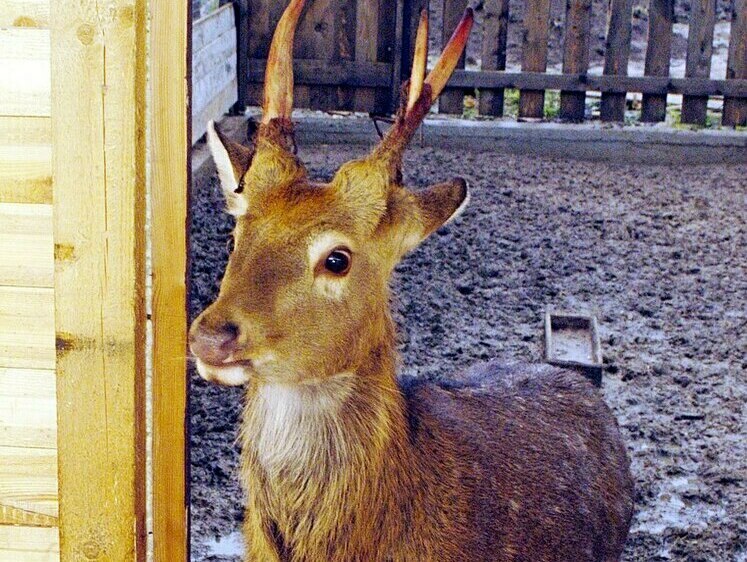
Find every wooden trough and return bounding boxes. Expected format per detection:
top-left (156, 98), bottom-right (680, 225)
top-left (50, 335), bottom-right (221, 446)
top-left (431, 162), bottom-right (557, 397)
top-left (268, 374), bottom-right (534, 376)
top-left (544, 310), bottom-right (604, 387)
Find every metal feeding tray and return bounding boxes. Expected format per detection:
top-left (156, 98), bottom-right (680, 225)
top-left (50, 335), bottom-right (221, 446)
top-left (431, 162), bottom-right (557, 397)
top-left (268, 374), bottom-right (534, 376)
top-left (544, 311), bottom-right (603, 387)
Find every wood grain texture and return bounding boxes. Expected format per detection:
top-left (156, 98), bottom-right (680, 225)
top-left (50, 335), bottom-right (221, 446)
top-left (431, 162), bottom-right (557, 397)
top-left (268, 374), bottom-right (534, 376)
top-left (0, 203), bottom-right (53, 287)
top-left (559, 0), bottom-right (592, 121)
top-left (519, 0), bottom-right (551, 118)
top-left (192, 3), bottom-right (238, 138)
top-left (480, 0), bottom-right (510, 116)
top-left (0, 116), bottom-right (52, 204)
top-left (151, 0), bottom-right (190, 559)
top-left (440, 0), bottom-right (468, 114)
top-left (0, 286), bottom-right (54, 370)
top-left (0, 28), bottom-right (50, 117)
top-left (722, 0), bottom-right (746, 126)
top-left (50, 0), bottom-right (147, 559)
top-left (641, 0), bottom-right (674, 122)
top-left (0, 446), bottom-right (58, 519)
top-left (0, 525), bottom-right (59, 562)
top-left (0, 0), bottom-right (50, 28)
top-left (600, 0), bottom-right (634, 121)
top-left (0, 367), bottom-right (56, 450)
top-left (681, 0), bottom-right (716, 124)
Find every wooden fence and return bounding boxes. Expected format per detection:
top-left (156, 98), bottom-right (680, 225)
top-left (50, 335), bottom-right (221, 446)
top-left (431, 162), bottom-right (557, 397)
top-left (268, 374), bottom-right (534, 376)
top-left (234, 0), bottom-right (747, 126)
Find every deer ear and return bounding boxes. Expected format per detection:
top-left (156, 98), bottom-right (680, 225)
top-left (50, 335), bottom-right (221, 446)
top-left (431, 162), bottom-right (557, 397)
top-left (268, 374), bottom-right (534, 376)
top-left (206, 120), bottom-right (254, 216)
top-left (400, 177), bottom-right (469, 254)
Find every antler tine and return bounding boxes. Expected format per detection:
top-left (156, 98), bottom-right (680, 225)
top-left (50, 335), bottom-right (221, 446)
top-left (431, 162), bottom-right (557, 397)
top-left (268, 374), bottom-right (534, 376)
top-left (406, 9), bottom-right (429, 112)
top-left (262, 0), bottom-right (306, 124)
top-left (424, 7), bottom-right (473, 103)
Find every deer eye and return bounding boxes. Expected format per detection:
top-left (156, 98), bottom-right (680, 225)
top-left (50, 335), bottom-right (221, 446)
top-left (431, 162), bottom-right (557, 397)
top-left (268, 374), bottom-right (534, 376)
top-left (324, 248), bottom-right (351, 275)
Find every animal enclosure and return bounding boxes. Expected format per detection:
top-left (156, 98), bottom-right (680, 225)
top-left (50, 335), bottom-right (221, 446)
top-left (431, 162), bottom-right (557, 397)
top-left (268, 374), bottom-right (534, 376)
top-left (236, 0), bottom-right (747, 125)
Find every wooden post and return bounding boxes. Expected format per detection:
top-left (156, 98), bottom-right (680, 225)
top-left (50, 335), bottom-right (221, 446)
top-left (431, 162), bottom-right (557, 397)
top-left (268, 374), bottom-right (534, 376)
top-left (519, 0), bottom-right (551, 119)
top-left (151, 0), bottom-right (191, 560)
top-left (681, 0), bottom-right (716, 125)
top-left (50, 0), bottom-right (147, 559)
top-left (559, 0), bottom-right (592, 121)
top-left (480, 0), bottom-right (510, 116)
top-left (723, 0), bottom-right (746, 126)
top-left (233, 0), bottom-right (251, 114)
top-left (600, 0), bottom-right (634, 121)
top-left (440, 0), bottom-right (468, 114)
top-left (641, 0), bottom-right (674, 122)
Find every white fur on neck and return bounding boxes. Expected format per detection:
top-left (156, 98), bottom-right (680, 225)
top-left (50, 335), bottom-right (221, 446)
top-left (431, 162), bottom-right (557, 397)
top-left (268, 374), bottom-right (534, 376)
top-left (247, 373), bottom-right (355, 472)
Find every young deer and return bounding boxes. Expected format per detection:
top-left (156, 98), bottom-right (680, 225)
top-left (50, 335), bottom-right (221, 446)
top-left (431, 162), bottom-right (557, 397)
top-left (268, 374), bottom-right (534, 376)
top-left (189, 2), bottom-right (634, 560)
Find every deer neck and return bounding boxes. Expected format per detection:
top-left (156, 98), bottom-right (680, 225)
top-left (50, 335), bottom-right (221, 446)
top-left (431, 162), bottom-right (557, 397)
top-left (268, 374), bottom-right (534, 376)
top-left (240, 307), bottom-right (416, 503)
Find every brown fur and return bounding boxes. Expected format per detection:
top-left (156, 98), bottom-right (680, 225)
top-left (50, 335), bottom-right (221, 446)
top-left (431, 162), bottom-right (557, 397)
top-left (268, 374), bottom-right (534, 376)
top-left (190, 6), bottom-right (634, 559)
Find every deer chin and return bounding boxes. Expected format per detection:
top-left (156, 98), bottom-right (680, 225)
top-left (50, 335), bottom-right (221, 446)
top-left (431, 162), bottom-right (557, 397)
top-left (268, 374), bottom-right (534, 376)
top-left (195, 358), bottom-right (252, 386)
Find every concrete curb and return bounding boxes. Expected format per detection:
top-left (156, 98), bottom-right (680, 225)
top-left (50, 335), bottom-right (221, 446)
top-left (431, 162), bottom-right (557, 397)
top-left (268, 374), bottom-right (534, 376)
top-left (293, 116), bottom-right (747, 165)
top-left (193, 115), bottom-right (747, 172)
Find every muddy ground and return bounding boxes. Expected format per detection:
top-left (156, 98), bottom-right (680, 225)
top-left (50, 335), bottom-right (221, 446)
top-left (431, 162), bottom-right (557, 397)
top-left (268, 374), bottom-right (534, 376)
top-left (189, 138), bottom-right (746, 561)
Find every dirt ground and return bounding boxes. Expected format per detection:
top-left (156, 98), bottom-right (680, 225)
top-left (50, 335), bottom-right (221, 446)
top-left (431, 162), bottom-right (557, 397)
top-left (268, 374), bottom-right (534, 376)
top-left (189, 138), bottom-right (746, 561)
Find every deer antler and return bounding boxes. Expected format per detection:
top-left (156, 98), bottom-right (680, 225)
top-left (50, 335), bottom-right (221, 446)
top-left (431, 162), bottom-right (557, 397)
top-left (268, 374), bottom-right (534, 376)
top-left (373, 7), bottom-right (474, 168)
top-left (262, 0), bottom-right (306, 124)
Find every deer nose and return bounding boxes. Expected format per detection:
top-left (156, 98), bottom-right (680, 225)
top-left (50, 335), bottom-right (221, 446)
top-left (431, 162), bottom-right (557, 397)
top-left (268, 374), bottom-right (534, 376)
top-left (189, 321), bottom-right (240, 365)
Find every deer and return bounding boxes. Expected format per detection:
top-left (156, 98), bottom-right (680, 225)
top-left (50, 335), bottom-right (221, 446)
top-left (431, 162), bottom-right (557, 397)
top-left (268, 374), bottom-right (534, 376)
top-left (189, 1), bottom-right (635, 560)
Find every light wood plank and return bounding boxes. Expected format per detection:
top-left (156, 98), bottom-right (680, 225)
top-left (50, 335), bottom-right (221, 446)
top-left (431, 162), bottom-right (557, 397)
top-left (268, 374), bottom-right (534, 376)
top-left (0, 446), bottom-right (58, 518)
top-left (0, 116), bottom-right (50, 145)
top-left (0, 287), bottom-right (54, 370)
top-left (0, 525), bottom-right (59, 562)
top-left (0, 203), bottom-right (53, 287)
top-left (0, 0), bottom-right (50, 28)
top-left (0, 367), bottom-right (56, 449)
top-left (0, 28), bottom-right (50, 117)
top-left (51, 0), bottom-right (147, 559)
top-left (151, 0), bottom-right (190, 558)
top-left (0, 144), bottom-right (52, 204)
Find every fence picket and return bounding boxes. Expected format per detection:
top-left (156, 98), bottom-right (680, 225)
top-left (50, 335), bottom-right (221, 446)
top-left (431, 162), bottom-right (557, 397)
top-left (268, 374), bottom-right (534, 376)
top-left (560, 0), bottom-right (592, 121)
top-left (640, 0), bottom-right (674, 122)
top-left (480, 0), bottom-right (510, 116)
top-left (723, 0), bottom-right (746, 126)
top-left (439, 0), bottom-right (469, 114)
top-left (601, 0), bottom-right (634, 121)
top-left (519, 0), bottom-right (551, 118)
top-left (681, 0), bottom-right (716, 125)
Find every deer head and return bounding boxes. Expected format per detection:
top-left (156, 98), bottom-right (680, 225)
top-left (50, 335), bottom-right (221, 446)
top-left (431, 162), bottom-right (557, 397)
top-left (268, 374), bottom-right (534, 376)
top-left (189, 0), bottom-right (474, 386)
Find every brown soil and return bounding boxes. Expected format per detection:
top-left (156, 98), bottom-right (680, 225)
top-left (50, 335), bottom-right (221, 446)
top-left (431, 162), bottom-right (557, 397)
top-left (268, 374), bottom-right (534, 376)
top-left (189, 141), bottom-right (746, 561)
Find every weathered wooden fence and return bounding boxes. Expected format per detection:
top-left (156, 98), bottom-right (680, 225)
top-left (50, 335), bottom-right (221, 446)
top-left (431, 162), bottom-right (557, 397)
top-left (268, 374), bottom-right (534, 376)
top-left (235, 0), bottom-right (747, 126)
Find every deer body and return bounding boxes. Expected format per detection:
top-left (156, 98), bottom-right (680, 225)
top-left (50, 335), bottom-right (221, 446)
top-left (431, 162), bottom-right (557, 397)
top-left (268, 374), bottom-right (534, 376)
top-left (189, 2), bottom-right (634, 560)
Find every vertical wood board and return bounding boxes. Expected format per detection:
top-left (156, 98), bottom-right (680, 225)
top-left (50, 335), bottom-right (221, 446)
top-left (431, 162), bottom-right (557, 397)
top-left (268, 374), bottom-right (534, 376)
top-left (440, 0), bottom-right (468, 114)
top-left (151, 0), bottom-right (191, 559)
top-left (600, 0), bottom-right (634, 121)
top-left (519, 0), bottom-right (551, 118)
top-left (641, 0), bottom-right (674, 122)
top-left (723, 0), bottom-right (746, 126)
top-left (559, 0), bottom-right (592, 121)
top-left (680, 0), bottom-right (716, 124)
top-left (50, 0), bottom-right (147, 559)
top-left (480, 0), bottom-right (510, 116)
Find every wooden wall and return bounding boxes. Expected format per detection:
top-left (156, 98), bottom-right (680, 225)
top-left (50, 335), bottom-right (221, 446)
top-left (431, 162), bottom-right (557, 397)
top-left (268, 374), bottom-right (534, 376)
top-left (0, 0), bottom-right (59, 559)
top-left (192, 3), bottom-right (238, 143)
top-left (2, 0), bottom-right (157, 559)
